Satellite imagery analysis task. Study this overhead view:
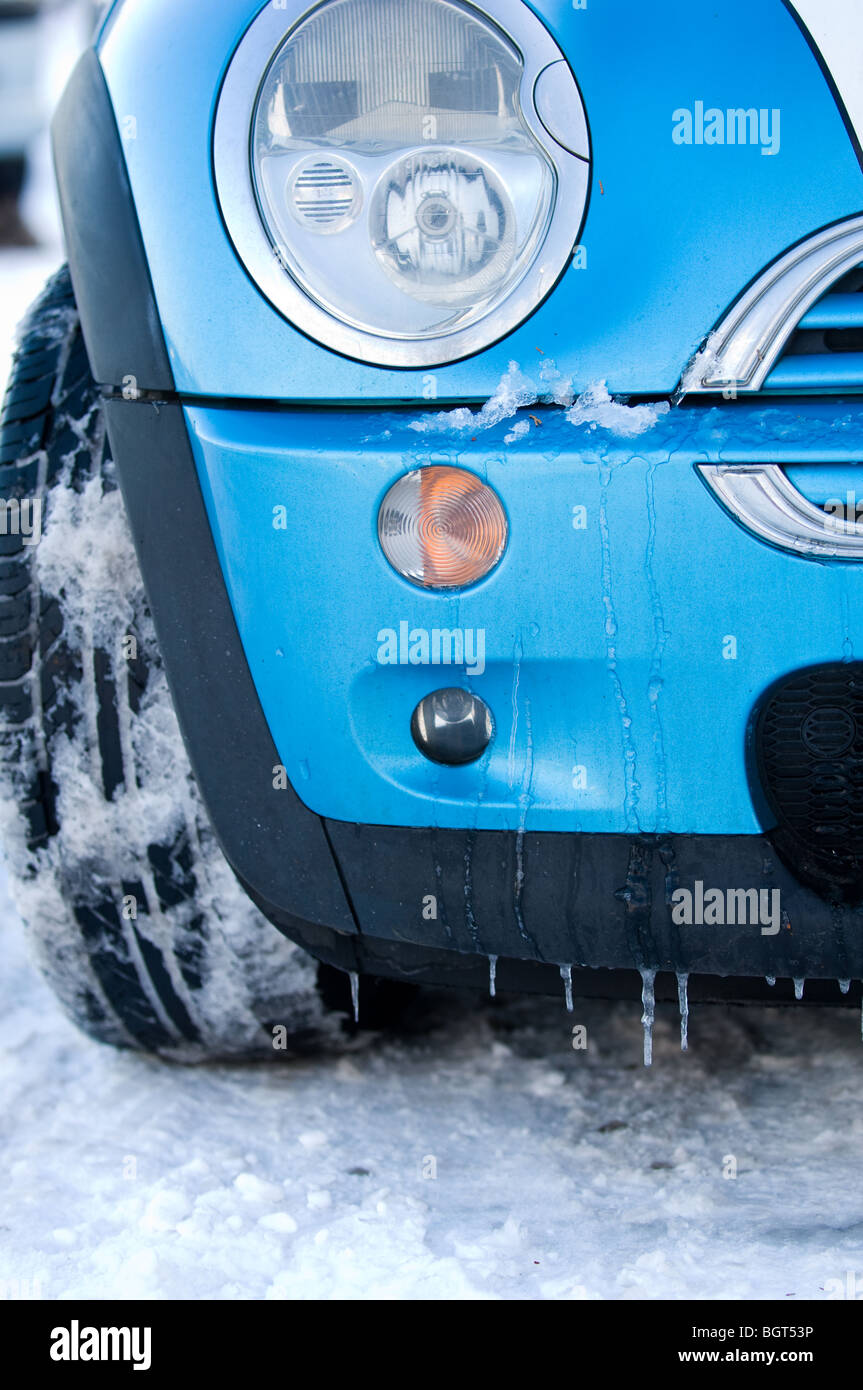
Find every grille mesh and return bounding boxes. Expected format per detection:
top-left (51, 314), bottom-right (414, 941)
top-left (756, 662), bottom-right (863, 901)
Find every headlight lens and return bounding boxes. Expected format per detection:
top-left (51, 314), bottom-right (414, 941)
top-left (371, 151), bottom-right (516, 307)
top-left (215, 0), bottom-right (590, 366)
top-left (252, 0), bottom-right (551, 340)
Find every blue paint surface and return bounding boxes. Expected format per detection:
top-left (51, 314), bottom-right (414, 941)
top-left (188, 398), bottom-right (863, 833)
top-left (98, 0), bottom-right (863, 400)
top-left (93, 1), bottom-right (863, 837)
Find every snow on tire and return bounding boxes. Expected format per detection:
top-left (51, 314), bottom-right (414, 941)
top-left (0, 266), bottom-right (345, 1060)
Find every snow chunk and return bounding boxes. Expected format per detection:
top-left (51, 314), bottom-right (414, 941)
top-left (234, 1174), bottom-right (283, 1204)
top-left (678, 330), bottom-right (723, 397)
top-left (566, 382), bottom-right (670, 438)
top-left (141, 1190), bottom-right (192, 1232)
top-left (504, 418), bottom-right (531, 446)
top-left (408, 362), bottom-right (668, 440)
top-left (259, 1212), bottom-right (298, 1235)
top-left (298, 1130), bottom-right (328, 1151)
top-left (409, 359), bottom-right (574, 436)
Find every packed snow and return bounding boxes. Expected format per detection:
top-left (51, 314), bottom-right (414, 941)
top-left (3, 9), bottom-right (863, 1303)
top-left (566, 381), bottom-right (671, 438)
top-left (6, 855), bottom-right (863, 1299)
top-left (408, 360), bottom-right (670, 441)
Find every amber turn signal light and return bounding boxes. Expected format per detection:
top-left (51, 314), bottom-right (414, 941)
top-left (378, 466), bottom-right (507, 589)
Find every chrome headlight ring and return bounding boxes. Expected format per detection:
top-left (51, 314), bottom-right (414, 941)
top-left (213, 0), bottom-right (590, 368)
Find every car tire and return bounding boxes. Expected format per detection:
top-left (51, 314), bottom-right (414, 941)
top-left (0, 266), bottom-right (363, 1060)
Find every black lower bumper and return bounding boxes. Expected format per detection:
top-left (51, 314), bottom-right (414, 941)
top-left (259, 905), bottom-right (862, 1007)
top-left (262, 824), bottom-right (863, 984)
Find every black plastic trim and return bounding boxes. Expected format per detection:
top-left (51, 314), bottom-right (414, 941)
top-left (51, 50), bottom-right (174, 393)
top-left (323, 822), bottom-right (863, 981)
top-left (251, 895), bottom-right (862, 1007)
top-left (103, 396), bottom-right (355, 933)
top-left (754, 660), bottom-right (863, 905)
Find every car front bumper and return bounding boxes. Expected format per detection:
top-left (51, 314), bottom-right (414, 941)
top-left (104, 392), bottom-right (863, 991)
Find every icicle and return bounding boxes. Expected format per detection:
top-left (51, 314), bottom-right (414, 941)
top-left (349, 971), bottom-right (360, 1024)
top-left (839, 978), bottom-right (851, 995)
top-left (765, 976), bottom-right (776, 987)
top-left (560, 964), bottom-right (573, 1013)
top-left (488, 954), bottom-right (498, 999)
top-left (676, 972), bottom-right (689, 1051)
top-left (793, 977), bottom-right (805, 1001)
top-left (639, 968), bottom-right (656, 1067)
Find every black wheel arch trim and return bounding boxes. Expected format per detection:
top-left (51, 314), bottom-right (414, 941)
top-left (51, 51), bottom-right (355, 931)
top-left (51, 49), bottom-right (175, 393)
top-left (103, 396), bottom-right (356, 933)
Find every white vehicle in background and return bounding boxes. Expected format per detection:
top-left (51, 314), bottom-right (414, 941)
top-left (0, 0), bottom-right (98, 244)
top-left (0, 2), bottom-right (43, 242)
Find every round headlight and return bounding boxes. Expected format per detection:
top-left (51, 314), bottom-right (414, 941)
top-left (214, 0), bottom-right (590, 367)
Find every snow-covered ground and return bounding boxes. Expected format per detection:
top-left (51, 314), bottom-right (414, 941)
top-left (4, 850), bottom-right (863, 1302)
top-left (3, 6), bottom-right (863, 1305)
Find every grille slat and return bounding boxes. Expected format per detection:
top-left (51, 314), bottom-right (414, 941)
top-left (763, 263), bottom-right (863, 392)
top-left (798, 292), bottom-right (863, 331)
top-left (764, 351), bottom-right (863, 391)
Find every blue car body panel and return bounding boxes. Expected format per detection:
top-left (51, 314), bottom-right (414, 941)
top-left (188, 397), bottom-right (863, 834)
top-left (98, 0), bottom-right (863, 400)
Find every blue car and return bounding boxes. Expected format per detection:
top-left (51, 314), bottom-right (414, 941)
top-left (3, 0), bottom-right (863, 1058)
